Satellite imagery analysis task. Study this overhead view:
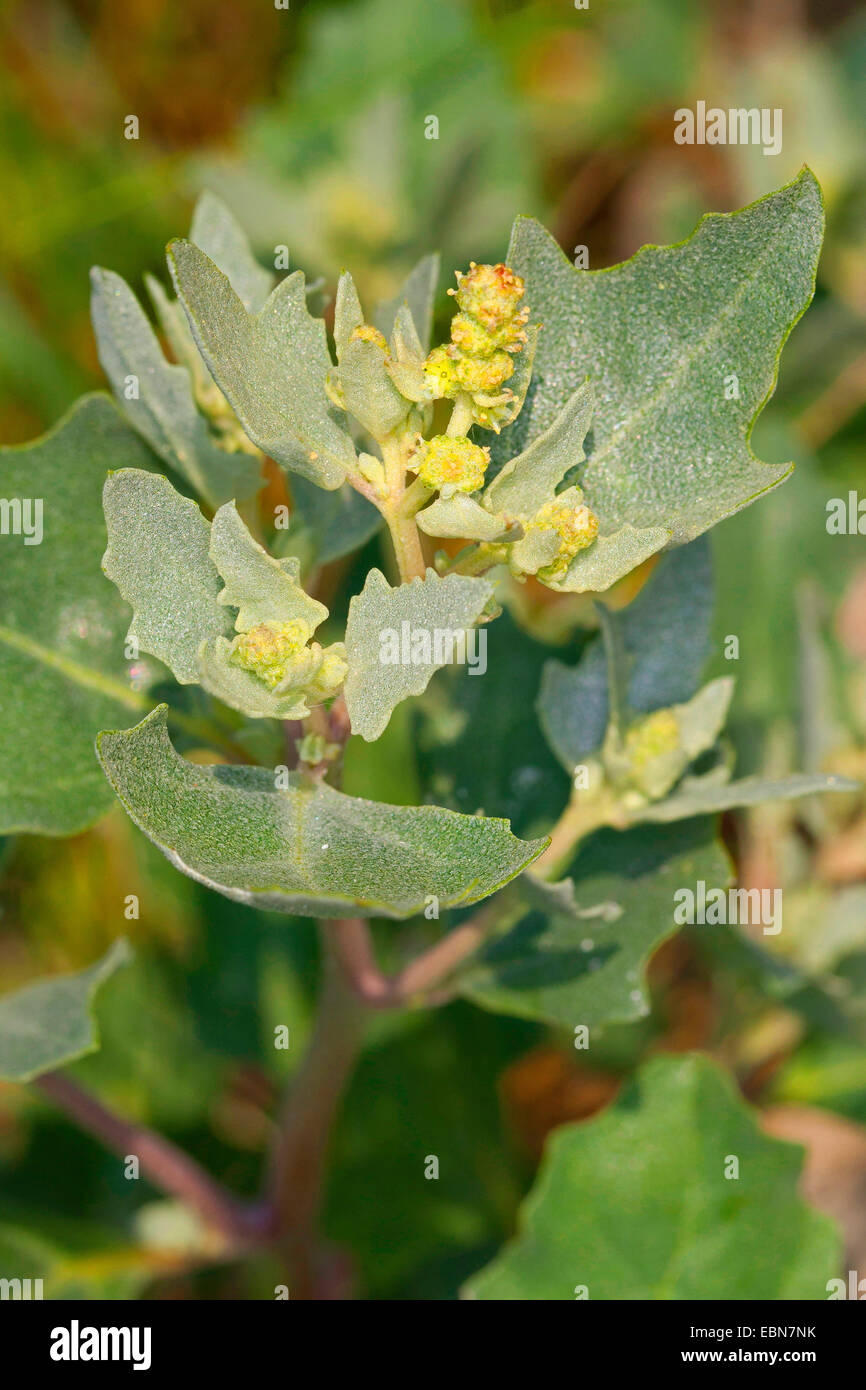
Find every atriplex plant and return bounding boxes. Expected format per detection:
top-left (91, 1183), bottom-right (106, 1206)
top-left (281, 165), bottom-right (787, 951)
top-left (0, 168), bottom-right (856, 1298)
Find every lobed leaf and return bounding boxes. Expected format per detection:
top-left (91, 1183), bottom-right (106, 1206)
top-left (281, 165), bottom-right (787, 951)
top-left (344, 567), bottom-right (495, 741)
top-left (465, 1054), bottom-right (841, 1300)
top-left (498, 170), bottom-right (824, 547)
top-left (459, 820), bottom-right (729, 1028)
top-left (90, 269), bottom-right (261, 510)
top-left (102, 469), bottom-right (232, 685)
top-left (169, 241), bottom-right (356, 488)
top-left (189, 191), bottom-right (273, 313)
top-left (484, 380), bottom-right (594, 519)
top-left (336, 335), bottom-right (410, 439)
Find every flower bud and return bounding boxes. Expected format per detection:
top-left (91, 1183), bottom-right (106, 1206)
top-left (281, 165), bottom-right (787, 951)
top-left (527, 493), bottom-right (599, 577)
top-left (451, 262), bottom-right (526, 332)
top-left (422, 345), bottom-right (460, 399)
top-left (454, 348), bottom-right (514, 394)
top-left (229, 619), bottom-right (313, 690)
top-left (412, 434), bottom-right (490, 494)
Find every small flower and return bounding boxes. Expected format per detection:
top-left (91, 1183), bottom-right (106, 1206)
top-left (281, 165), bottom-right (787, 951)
top-left (229, 619), bottom-right (313, 689)
top-left (622, 709), bottom-right (681, 772)
top-left (305, 645), bottom-right (349, 703)
top-left (450, 313), bottom-right (526, 357)
top-left (454, 348), bottom-right (514, 394)
top-left (423, 345), bottom-right (460, 399)
top-left (412, 434), bottom-right (490, 494)
top-left (450, 262), bottom-right (527, 332)
top-left (525, 493), bottom-right (599, 578)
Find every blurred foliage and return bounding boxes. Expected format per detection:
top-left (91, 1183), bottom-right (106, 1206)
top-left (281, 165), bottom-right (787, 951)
top-left (1, 0), bottom-right (866, 1299)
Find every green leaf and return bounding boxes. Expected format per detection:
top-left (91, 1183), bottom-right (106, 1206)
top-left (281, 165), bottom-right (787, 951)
top-left (550, 524), bottom-right (670, 594)
top-left (168, 241), bottom-right (356, 488)
top-left (209, 501), bottom-right (327, 633)
top-left (102, 469), bottom-right (232, 685)
top-left (189, 191), bottom-right (273, 313)
top-left (416, 493), bottom-right (504, 541)
top-left (333, 270), bottom-right (364, 360)
top-left (344, 567), bottom-right (495, 741)
top-left (97, 706), bottom-right (546, 919)
top-left (0, 396), bottom-right (159, 836)
top-left (336, 335), bottom-right (409, 439)
top-left (464, 1054), bottom-right (841, 1300)
top-left (633, 770), bottom-right (860, 824)
top-left (373, 253), bottom-right (440, 351)
top-left (499, 170), bottom-right (824, 546)
top-left (538, 538), bottom-right (713, 771)
top-left (416, 608), bottom-right (569, 837)
top-left (484, 381), bottom-right (594, 519)
top-left (459, 820), bottom-right (729, 1029)
top-left (90, 268), bottom-right (261, 510)
top-left (0, 940), bottom-right (131, 1083)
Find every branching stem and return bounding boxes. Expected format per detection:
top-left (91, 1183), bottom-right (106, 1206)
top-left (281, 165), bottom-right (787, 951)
top-left (35, 1072), bottom-right (262, 1247)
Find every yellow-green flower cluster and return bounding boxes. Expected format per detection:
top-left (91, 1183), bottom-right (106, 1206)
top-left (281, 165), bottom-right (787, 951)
top-left (523, 493), bottom-right (599, 579)
top-left (230, 620), bottom-right (347, 702)
top-left (422, 262), bottom-right (529, 418)
top-left (411, 434), bottom-right (490, 496)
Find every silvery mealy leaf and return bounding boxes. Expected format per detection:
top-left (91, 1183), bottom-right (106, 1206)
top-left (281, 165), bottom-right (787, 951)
top-left (538, 537), bottom-right (713, 771)
top-left (416, 493), bottom-right (504, 542)
top-left (102, 469), bottom-right (232, 685)
top-left (103, 471), bottom-right (334, 719)
top-left (97, 706), bottom-right (546, 920)
top-left (344, 567), bottom-right (496, 741)
top-left (195, 642), bottom-right (318, 721)
top-left (549, 524), bottom-right (671, 594)
top-left (169, 241), bottom-right (356, 488)
top-left (189, 190), bottom-right (273, 313)
top-left (484, 380), bottom-right (595, 520)
top-left (90, 268), bottom-right (261, 509)
top-left (336, 335), bottom-right (410, 439)
top-left (498, 170), bottom-right (824, 544)
top-left (632, 770), bottom-right (860, 824)
top-left (333, 270), bottom-right (365, 361)
top-left (209, 501), bottom-right (327, 634)
top-left (373, 253), bottom-right (440, 351)
top-left (0, 395), bottom-right (159, 836)
top-left (0, 940), bottom-right (131, 1083)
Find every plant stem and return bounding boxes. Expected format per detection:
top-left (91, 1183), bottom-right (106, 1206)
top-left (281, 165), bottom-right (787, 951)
top-left (264, 924), bottom-right (367, 1298)
top-left (531, 790), bottom-right (621, 880)
top-left (446, 393), bottom-right (474, 437)
top-left (35, 1072), bottom-right (260, 1247)
top-left (327, 900), bottom-right (516, 1009)
top-left (386, 505), bottom-right (427, 581)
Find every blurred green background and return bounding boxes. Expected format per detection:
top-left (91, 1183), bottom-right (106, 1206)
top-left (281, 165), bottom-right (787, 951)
top-left (1, 0), bottom-right (866, 1299)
